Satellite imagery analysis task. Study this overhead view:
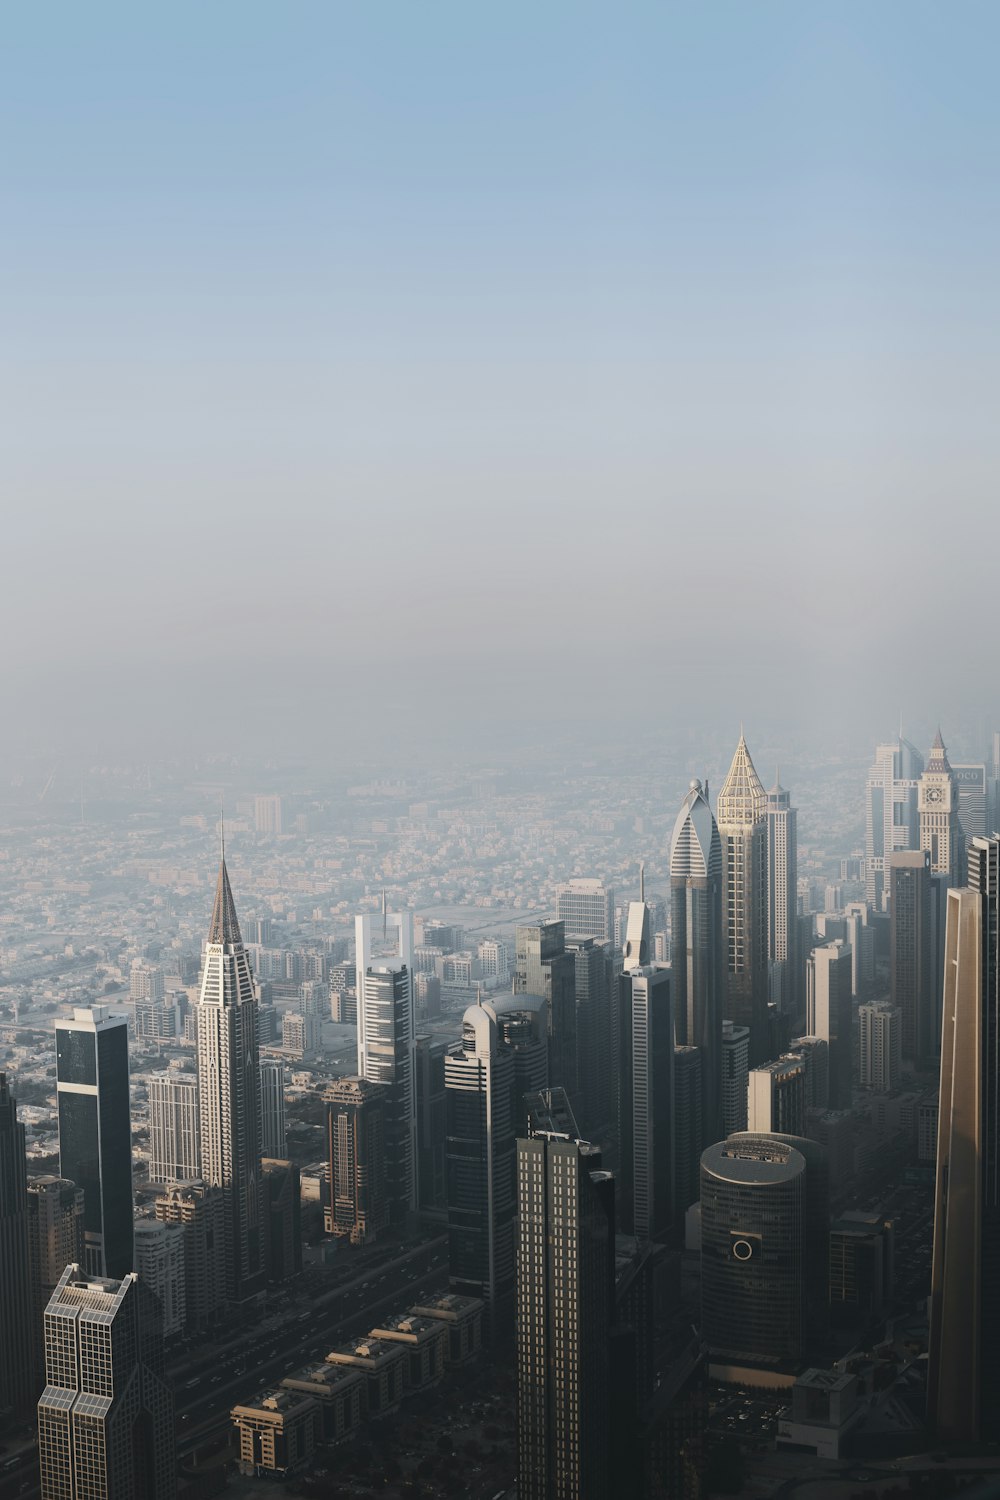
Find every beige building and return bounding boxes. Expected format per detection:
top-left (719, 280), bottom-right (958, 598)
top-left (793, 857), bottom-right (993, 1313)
top-left (325, 1337), bottom-right (406, 1416)
top-left (410, 1293), bottom-right (484, 1365)
top-left (232, 1387), bottom-right (319, 1477)
top-left (281, 1362), bottom-right (365, 1443)
top-left (368, 1314), bottom-right (447, 1390)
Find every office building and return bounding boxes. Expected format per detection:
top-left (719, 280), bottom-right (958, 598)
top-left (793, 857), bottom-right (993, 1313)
top-left (766, 777), bottom-right (799, 1014)
top-left (806, 941), bottom-right (853, 1110)
top-left (556, 879), bottom-right (615, 944)
top-left (153, 1178), bottom-right (225, 1332)
top-left (56, 1007), bottom-right (134, 1279)
top-left (829, 1212), bottom-right (894, 1329)
top-left (928, 836), bottom-right (1000, 1441)
top-left (477, 938), bottom-right (511, 984)
top-left (567, 936), bottom-right (615, 1135)
top-left (747, 1056), bottom-right (805, 1136)
top-left (514, 920), bottom-right (577, 1105)
top-left (888, 850), bottom-right (934, 1065)
top-left (261, 1158), bottom-right (302, 1281)
top-left (37, 1265), bottom-right (174, 1500)
top-left (859, 1003), bottom-right (901, 1092)
top-left (260, 1059), bottom-right (286, 1160)
top-left (953, 762), bottom-right (988, 841)
top-left (326, 1076), bottom-right (389, 1245)
top-left (232, 1388), bottom-right (319, 1479)
top-left (195, 857), bottom-right (265, 1304)
top-left (700, 1137), bottom-right (806, 1369)
top-left (842, 903), bottom-right (875, 1002)
top-left (27, 1177), bottom-right (86, 1374)
top-left (0, 1076), bottom-right (34, 1417)
top-left (717, 733), bottom-right (769, 1064)
top-left (670, 779), bottom-right (724, 1145)
top-left (147, 1072), bottom-right (200, 1185)
top-left (493, 994), bottom-right (548, 1135)
top-left (516, 1090), bottom-right (614, 1500)
top-left (789, 1036), bottom-right (830, 1111)
top-left (444, 1003), bottom-right (516, 1329)
top-left (721, 1020), bottom-right (750, 1135)
top-left (618, 957), bottom-right (674, 1240)
top-left (356, 911), bottom-right (417, 1217)
top-left (133, 1220), bottom-right (186, 1337)
top-left (918, 729), bottom-right (965, 883)
top-left (865, 736), bottom-right (924, 910)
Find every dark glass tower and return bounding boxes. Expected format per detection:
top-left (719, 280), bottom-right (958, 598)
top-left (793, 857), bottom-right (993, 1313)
top-left (670, 779), bottom-right (724, 1147)
top-left (56, 1007), bottom-right (134, 1279)
top-left (928, 836), bottom-right (1000, 1441)
top-left (516, 1090), bottom-right (614, 1500)
top-left (514, 921), bottom-right (577, 1107)
top-left (888, 850), bottom-right (933, 1065)
top-left (0, 1074), bottom-right (34, 1416)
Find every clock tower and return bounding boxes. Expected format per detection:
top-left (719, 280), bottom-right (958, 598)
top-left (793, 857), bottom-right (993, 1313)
top-left (919, 728), bottom-right (964, 881)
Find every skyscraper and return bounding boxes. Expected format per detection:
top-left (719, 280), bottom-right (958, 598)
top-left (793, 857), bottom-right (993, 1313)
top-left (888, 850), bottom-right (933, 1065)
top-left (806, 940), bottom-right (853, 1110)
top-left (37, 1265), bottom-right (175, 1500)
top-left (356, 910), bottom-right (418, 1217)
top-left (0, 1075), bottom-right (34, 1417)
top-left (747, 1056), bottom-right (805, 1136)
top-left (766, 777), bottom-right (798, 1015)
top-left (147, 1072), bottom-right (200, 1185)
top-left (865, 736), bottom-right (924, 911)
top-left (27, 1177), bottom-right (85, 1376)
top-left (566, 936), bottom-right (615, 1136)
top-left (516, 1090), bottom-right (614, 1500)
top-left (514, 920), bottom-right (577, 1107)
top-left (618, 945), bottom-right (674, 1241)
top-left (153, 1178), bottom-right (225, 1332)
top-left (918, 729), bottom-right (965, 883)
top-left (444, 1002), bottom-right (516, 1332)
top-left (325, 1076), bottom-right (389, 1245)
top-left (556, 879), bottom-right (615, 944)
top-left (721, 1019), bottom-right (750, 1135)
top-left (859, 1003), bottom-right (902, 1093)
top-left (56, 1006), bottom-right (134, 1279)
top-left (672, 1045), bottom-right (703, 1217)
top-left (195, 857), bottom-right (265, 1304)
top-left (260, 1059), bottom-right (287, 1160)
top-left (414, 1035), bottom-right (448, 1210)
top-left (670, 779), bottom-right (724, 1146)
top-left (928, 836), bottom-right (1000, 1441)
top-left (717, 733), bottom-right (769, 1065)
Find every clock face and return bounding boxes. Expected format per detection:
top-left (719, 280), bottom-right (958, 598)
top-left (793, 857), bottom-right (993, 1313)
top-left (925, 785), bottom-right (944, 804)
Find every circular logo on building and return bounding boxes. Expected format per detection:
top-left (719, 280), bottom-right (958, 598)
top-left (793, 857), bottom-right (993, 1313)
top-left (732, 1238), bottom-right (755, 1261)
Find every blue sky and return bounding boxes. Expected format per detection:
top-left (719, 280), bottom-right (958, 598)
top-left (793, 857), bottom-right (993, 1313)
top-left (3, 3), bottom-right (998, 751)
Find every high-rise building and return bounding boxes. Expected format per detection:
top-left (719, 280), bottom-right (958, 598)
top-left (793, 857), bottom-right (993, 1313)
top-left (556, 879), bottom-right (615, 945)
top-left (806, 940), bottom-right (853, 1110)
top-left (766, 777), bottom-right (799, 1015)
top-left (260, 1059), bottom-right (287, 1160)
top-left (254, 794), bottom-right (284, 835)
top-left (865, 736), bottom-right (924, 911)
top-left (130, 962), bottom-right (165, 1005)
top-left (789, 1036), bottom-right (830, 1111)
top-left (928, 836), bottom-right (1000, 1441)
top-left (356, 911), bottom-right (417, 1217)
top-left (37, 1265), bottom-right (175, 1500)
top-left (261, 1159), bottom-right (302, 1281)
top-left (153, 1178), bottom-right (225, 1332)
top-left (493, 994), bottom-right (549, 1135)
top-left (859, 1003), bottom-right (901, 1093)
top-left (133, 1220), bottom-right (186, 1337)
top-left (477, 938), bottom-right (511, 984)
top-left (888, 850), bottom-right (933, 1065)
top-left (673, 1046), bottom-right (703, 1217)
top-left (514, 920), bottom-right (577, 1107)
top-left (618, 952), bottom-right (674, 1241)
top-left (953, 763), bottom-right (988, 842)
top-left (700, 1137), bottom-right (806, 1368)
top-left (325, 1076), bottom-right (389, 1245)
top-left (842, 903), bottom-right (875, 1001)
top-left (717, 734), bottom-right (769, 1065)
top-left (670, 779), bottom-right (724, 1146)
top-left (747, 1056), bottom-right (805, 1136)
top-left (444, 1003), bottom-right (516, 1331)
top-left (918, 729), bottom-right (965, 883)
top-left (147, 1072), bottom-right (200, 1185)
top-left (195, 857), bottom-right (265, 1304)
top-left (721, 1020), bottom-right (750, 1135)
top-left (414, 1035), bottom-right (447, 1211)
top-left (56, 1007), bottom-right (134, 1279)
top-left (27, 1177), bottom-right (85, 1377)
top-left (566, 936), bottom-right (615, 1135)
top-left (516, 1090), bottom-right (614, 1500)
top-left (0, 1075), bottom-right (34, 1417)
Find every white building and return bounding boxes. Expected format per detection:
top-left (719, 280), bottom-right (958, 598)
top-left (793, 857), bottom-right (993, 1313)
top-left (356, 911), bottom-right (417, 1216)
top-left (148, 1073), bottom-right (200, 1184)
top-left (859, 1002), bottom-right (901, 1093)
top-left (134, 1219), bottom-right (186, 1337)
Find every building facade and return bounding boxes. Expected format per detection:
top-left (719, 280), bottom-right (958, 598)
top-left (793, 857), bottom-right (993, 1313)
top-left (147, 1072), bottom-right (200, 1185)
top-left (670, 779), bottom-right (724, 1147)
top-left (865, 736), bottom-right (924, 911)
top-left (806, 941), bottom-right (853, 1110)
top-left (0, 1075), bottom-right (34, 1416)
top-left (356, 911), bottom-right (418, 1217)
top-left (766, 778), bottom-right (799, 1014)
top-left (326, 1077), bottom-right (389, 1245)
top-left (717, 735), bottom-right (769, 1065)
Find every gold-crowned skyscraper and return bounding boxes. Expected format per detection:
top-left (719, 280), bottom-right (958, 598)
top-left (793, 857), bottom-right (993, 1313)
top-left (717, 733), bottom-right (769, 1066)
top-left (928, 835), bottom-right (1000, 1441)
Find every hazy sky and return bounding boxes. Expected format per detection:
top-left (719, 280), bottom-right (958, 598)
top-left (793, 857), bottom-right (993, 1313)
top-left (4, 3), bottom-right (999, 755)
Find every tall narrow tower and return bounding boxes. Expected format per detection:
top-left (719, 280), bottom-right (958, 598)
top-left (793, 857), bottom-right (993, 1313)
top-left (670, 779), bottom-right (724, 1146)
top-left (919, 729), bottom-right (965, 883)
top-left (717, 733), bottom-right (769, 1065)
top-left (195, 857), bottom-right (264, 1305)
top-left (766, 777), bottom-right (799, 1016)
top-left (356, 910), bottom-right (418, 1217)
top-left (865, 736), bottom-right (924, 910)
top-left (928, 836), bottom-right (1000, 1441)
top-left (0, 1075), bottom-right (34, 1416)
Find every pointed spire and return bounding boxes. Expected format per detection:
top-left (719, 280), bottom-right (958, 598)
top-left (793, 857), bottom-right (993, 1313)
top-left (639, 862), bottom-right (645, 903)
top-left (926, 726), bottom-right (952, 774)
top-left (208, 857), bottom-right (243, 946)
top-left (717, 730), bottom-right (766, 828)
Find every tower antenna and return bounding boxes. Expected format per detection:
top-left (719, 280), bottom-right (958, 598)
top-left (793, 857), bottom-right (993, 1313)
top-left (640, 862), bottom-right (645, 903)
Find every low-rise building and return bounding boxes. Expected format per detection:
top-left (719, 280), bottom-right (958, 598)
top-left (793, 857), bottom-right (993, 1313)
top-left (409, 1293), bottom-right (484, 1366)
top-left (368, 1315), bottom-right (447, 1390)
top-left (231, 1388), bottom-right (319, 1477)
top-left (777, 1368), bottom-right (861, 1459)
top-left (325, 1337), bottom-right (406, 1416)
top-left (281, 1362), bottom-right (365, 1443)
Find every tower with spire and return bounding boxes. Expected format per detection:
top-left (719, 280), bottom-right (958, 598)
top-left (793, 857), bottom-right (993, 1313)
top-left (919, 728), bottom-right (966, 884)
top-left (717, 732), bottom-right (770, 1065)
top-left (669, 779), bottom-right (724, 1151)
top-left (195, 854), bottom-right (264, 1304)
